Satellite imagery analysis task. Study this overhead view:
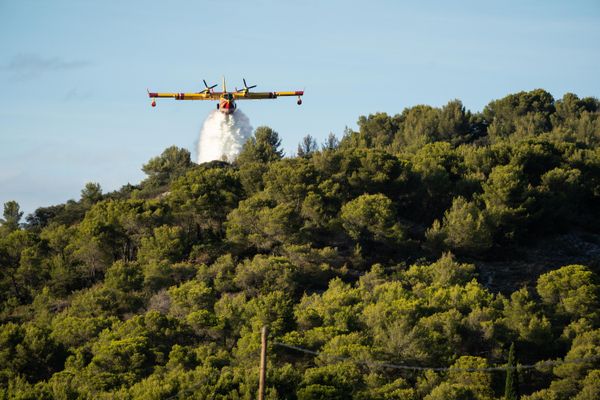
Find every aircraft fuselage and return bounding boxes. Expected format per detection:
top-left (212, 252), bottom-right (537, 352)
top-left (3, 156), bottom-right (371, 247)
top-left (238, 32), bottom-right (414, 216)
top-left (218, 93), bottom-right (236, 114)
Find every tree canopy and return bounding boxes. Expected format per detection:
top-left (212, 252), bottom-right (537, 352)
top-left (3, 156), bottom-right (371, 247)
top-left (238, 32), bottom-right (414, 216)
top-left (1, 89), bottom-right (599, 399)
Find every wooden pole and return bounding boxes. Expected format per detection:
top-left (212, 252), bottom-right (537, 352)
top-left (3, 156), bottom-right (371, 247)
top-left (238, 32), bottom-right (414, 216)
top-left (258, 325), bottom-right (268, 400)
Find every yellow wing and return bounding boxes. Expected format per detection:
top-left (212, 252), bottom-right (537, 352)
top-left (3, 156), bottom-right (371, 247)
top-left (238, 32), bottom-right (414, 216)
top-left (233, 91), bottom-right (304, 100)
top-left (148, 91), bottom-right (222, 100)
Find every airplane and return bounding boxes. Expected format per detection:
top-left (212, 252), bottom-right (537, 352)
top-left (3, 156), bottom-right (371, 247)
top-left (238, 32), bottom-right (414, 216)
top-left (148, 77), bottom-right (304, 114)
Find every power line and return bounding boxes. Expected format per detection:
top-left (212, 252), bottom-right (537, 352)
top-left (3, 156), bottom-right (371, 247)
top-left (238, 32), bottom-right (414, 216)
top-left (273, 341), bottom-right (600, 372)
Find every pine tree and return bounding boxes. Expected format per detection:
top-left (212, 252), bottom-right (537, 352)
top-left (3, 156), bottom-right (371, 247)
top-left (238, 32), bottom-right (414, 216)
top-left (504, 342), bottom-right (520, 400)
top-left (1, 200), bottom-right (23, 232)
top-left (297, 134), bottom-right (317, 157)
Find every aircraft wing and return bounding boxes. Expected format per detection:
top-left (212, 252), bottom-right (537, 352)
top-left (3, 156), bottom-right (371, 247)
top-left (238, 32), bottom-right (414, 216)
top-left (233, 91), bottom-right (304, 100)
top-left (148, 92), bottom-right (222, 100)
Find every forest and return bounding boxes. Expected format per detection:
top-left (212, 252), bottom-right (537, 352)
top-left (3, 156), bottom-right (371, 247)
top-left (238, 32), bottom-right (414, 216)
top-left (1, 89), bottom-right (599, 399)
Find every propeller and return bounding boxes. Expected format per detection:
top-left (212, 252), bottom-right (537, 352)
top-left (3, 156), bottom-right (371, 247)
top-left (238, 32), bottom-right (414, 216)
top-left (236, 78), bottom-right (257, 93)
top-left (202, 80), bottom-right (218, 94)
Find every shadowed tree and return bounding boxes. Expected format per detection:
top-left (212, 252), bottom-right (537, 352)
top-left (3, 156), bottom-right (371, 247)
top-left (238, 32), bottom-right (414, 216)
top-left (504, 342), bottom-right (520, 400)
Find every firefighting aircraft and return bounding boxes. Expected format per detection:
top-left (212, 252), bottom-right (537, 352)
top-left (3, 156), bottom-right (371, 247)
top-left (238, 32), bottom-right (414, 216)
top-left (148, 77), bottom-right (304, 114)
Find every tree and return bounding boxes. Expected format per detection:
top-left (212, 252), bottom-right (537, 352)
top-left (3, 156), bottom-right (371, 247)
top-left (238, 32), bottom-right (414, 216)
top-left (410, 142), bottom-right (466, 220)
top-left (340, 113), bottom-right (401, 150)
top-left (168, 165), bottom-right (243, 239)
top-left (405, 252), bottom-right (477, 287)
top-left (244, 290), bottom-right (295, 337)
top-left (502, 287), bottom-right (553, 348)
top-left (138, 225), bottom-right (184, 265)
top-left (168, 279), bottom-right (214, 321)
top-left (574, 370), bottom-right (600, 400)
top-left (25, 204), bottom-right (64, 230)
top-left (437, 100), bottom-right (472, 144)
top-left (0, 322), bottom-right (66, 383)
top-left (552, 93), bottom-right (600, 145)
top-left (141, 146), bottom-right (193, 192)
top-left (535, 167), bottom-right (582, 231)
top-left (0, 229), bottom-right (37, 302)
top-left (536, 264), bottom-right (599, 321)
top-left (80, 182), bottom-right (103, 205)
top-left (551, 329), bottom-right (600, 398)
top-left (142, 261), bottom-right (174, 293)
top-left (82, 311), bottom-right (185, 391)
top-left (236, 126), bottom-right (284, 194)
top-left (226, 194), bottom-right (300, 251)
top-left (39, 223), bottom-right (83, 296)
top-left (394, 106), bottom-right (440, 151)
top-left (75, 199), bottom-right (148, 274)
top-left (105, 260), bottom-right (144, 293)
top-left (237, 126), bottom-right (284, 165)
top-left (483, 89), bottom-right (555, 141)
top-left (481, 164), bottom-right (531, 241)
top-left (322, 133), bottom-right (339, 151)
top-left (1, 200), bottom-right (23, 233)
top-left (51, 314), bottom-right (117, 349)
top-left (428, 196), bottom-right (492, 256)
top-left (340, 193), bottom-right (403, 246)
top-left (298, 134), bottom-right (318, 158)
top-left (425, 356), bottom-right (494, 400)
top-left (298, 362), bottom-right (363, 400)
top-left (511, 140), bottom-right (562, 184)
top-left (233, 255), bottom-right (298, 297)
top-left (343, 148), bottom-right (410, 199)
top-left (263, 158), bottom-right (317, 207)
top-left (504, 342), bottom-right (520, 400)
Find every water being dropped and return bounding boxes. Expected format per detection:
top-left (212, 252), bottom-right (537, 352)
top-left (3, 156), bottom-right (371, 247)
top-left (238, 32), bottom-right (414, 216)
top-left (197, 109), bottom-right (253, 163)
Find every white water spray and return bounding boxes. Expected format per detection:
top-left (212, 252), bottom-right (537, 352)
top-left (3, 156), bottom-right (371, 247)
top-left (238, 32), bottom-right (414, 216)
top-left (197, 109), bottom-right (253, 163)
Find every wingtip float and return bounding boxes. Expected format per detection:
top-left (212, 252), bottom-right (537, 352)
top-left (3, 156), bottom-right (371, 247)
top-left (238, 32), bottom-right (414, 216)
top-left (148, 77), bottom-right (304, 114)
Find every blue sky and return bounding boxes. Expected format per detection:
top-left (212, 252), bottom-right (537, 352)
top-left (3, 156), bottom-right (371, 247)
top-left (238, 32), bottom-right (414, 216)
top-left (1, 0), bottom-right (599, 216)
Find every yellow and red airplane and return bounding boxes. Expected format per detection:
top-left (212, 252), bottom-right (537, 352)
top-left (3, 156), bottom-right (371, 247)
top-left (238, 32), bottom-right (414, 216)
top-left (148, 77), bottom-right (304, 114)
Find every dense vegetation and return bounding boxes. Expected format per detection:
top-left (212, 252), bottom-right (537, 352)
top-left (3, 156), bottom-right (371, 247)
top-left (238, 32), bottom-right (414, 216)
top-left (1, 89), bottom-right (599, 399)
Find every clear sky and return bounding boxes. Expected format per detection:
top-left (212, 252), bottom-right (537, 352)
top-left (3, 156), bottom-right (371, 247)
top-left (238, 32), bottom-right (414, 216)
top-left (1, 0), bottom-right (599, 216)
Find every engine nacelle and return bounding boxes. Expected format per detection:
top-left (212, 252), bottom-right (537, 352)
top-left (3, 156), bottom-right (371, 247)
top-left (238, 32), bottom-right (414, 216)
top-left (151, 100), bottom-right (156, 107)
top-left (297, 98), bottom-right (302, 105)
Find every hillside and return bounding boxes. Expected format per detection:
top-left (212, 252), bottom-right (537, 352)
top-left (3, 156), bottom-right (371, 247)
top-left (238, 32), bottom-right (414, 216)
top-left (1, 89), bottom-right (599, 399)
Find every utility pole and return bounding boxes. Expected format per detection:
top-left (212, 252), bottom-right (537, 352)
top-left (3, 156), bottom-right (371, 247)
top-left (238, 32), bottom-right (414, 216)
top-left (258, 325), bottom-right (268, 400)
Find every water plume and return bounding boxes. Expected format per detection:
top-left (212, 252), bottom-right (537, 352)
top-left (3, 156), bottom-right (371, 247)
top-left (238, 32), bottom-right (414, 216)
top-left (197, 109), bottom-right (253, 163)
